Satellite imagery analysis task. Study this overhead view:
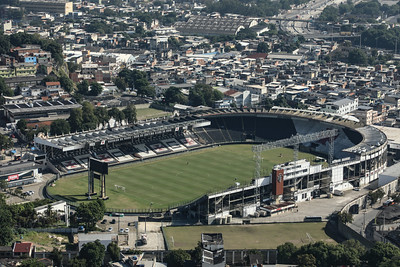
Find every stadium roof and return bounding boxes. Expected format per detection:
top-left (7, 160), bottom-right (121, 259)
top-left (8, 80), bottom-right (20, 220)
top-left (34, 116), bottom-right (210, 152)
top-left (3, 100), bottom-right (81, 115)
top-left (343, 126), bottom-right (387, 154)
top-left (0, 160), bottom-right (41, 175)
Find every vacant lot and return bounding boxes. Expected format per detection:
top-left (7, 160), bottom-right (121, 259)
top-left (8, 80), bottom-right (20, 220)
top-left (163, 222), bottom-right (335, 250)
top-left (48, 144), bottom-right (319, 210)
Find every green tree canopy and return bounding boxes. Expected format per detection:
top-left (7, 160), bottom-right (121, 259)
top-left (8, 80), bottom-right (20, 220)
top-left (16, 119), bottom-right (27, 135)
top-left (77, 80), bottom-right (89, 95)
top-left (76, 199), bottom-right (105, 229)
top-left (90, 82), bottom-right (103, 96)
top-left (94, 107), bottom-right (110, 128)
top-left (79, 240), bottom-right (105, 267)
top-left (107, 242), bottom-right (120, 262)
top-left (0, 77), bottom-right (13, 97)
top-left (366, 242), bottom-right (400, 267)
top-left (257, 42), bottom-right (270, 53)
top-left (277, 242), bottom-right (298, 264)
top-left (49, 247), bottom-right (63, 267)
top-left (164, 249), bottom-right (191, 267)
top-left (123, 104), bottom-right (137, 124)
top-left (69, 108), bottom-right (83, 132)
top-left (20, 258), bottom-right (45, 267)
top-left (0, 134), bottom-right (13, 151)
top-left (189, 84), bottom-right (223, 107)
top-left (164, 86), bottom-right (187, 105)
top-left (50, 119), bottom-right (71, 136)
top-left (82, 102), bottom-right (98, 130)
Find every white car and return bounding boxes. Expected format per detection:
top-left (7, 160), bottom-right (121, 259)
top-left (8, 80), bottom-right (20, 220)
top-left (119, 228), bottom-right (124, 233)
top-left (107, 227), bottom-right (113, 232)
top-left (125, 228), bottom-right (129, 233)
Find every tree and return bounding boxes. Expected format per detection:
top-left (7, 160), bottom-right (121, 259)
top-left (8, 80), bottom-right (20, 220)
top-left (0, 134), bottom-right (13, 150)
top-left (123, 104), bottom-right (137, 124)
top-left (164, 249), bottom-right (191, 267)
top-left (0, 205), bottom-right (14, 245)
top-left (296, 254), bottom-right (316, 267)
top-left (68, 257), bottom-right (86, 267)
top-left (59, 75), bottom-right (75, 93)
top-left (341, 239), bottom-right (366, 266)
top-left (77, 80), bottom-right (89, 95)
top-left (114, 77), bottom-right (127, 91)
top-left (0, 179), bottom-right (7, 191)
top-left (189, 84), bottom-right (223, 107)
top-left (369, 188), bottom-right (385, 205)
top-left (295, 242), bottom-right (331, 267)
top-left (0, 225), bottom-right (14, 246)
top-left (277, 242), bottom-right (298, 264)
top-left (107, 242), bottom-right (120, 262)
top-left (380, 256), bottom-right (400, 267)
top-left (318, 6), bottom-right (339, 22)
top-left (79, 240), bottom-right (105, 267)
top-left (190, 241), bottom-right (203, 265)
top-left (348, 48), bottom-right (368, 65)
top-left (50, 119), bottom-right (70, 136)
top-left (164, 86), bottom-right (187, 105)
top-left (94, 107), bottom-right (110, 128)
top-left (137, 85), bottom-right (155, 97)
top-left (257, 42), bottom-right (270, 53)
top-left (49, 247), bottom-right (63, 267)
top-left (338, 211), bottom-right (353, 224)
top-left (0, 77), bottom-right (13, 97)
top-left (16, 119), bottom-right (28, 135)
top-left (69, 108), bottom-right (83, 132)
top-left (76, 199), bottom-right (105, 229)
top-left (82, 102), bottom-right (98, 130)
top-left (366, 242), bottom-right (400, 267)
top-left (20, 258), bottom-right (45, 267)
top-left (89, 82), bottom-right (103, 96)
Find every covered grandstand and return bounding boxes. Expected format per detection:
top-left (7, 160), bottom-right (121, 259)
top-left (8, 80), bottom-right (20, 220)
top-left (34, 116), bottom-right (209, 174)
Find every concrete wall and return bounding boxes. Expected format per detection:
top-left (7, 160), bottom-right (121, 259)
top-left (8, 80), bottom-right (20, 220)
top-left (337, 220), bottom-right (374, 248)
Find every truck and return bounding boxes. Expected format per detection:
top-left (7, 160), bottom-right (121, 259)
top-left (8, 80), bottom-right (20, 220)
top-left (333, 190), bottom-right (344, 196)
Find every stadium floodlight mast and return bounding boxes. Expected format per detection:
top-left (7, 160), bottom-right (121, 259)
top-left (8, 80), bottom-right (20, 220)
top-left (252, 129), bottom-right (338, 178)
top-left (252, 129), bottom-right (338, 202)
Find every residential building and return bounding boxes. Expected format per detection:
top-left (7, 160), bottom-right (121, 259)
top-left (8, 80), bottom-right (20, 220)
top-left (20, 0), bottom-right (73, 15)
top-left (321, 98), bottom-right (359, 115)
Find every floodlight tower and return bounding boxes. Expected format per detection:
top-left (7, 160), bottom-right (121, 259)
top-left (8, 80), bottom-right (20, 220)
top-left (252, 129), bottom-right (338, 203)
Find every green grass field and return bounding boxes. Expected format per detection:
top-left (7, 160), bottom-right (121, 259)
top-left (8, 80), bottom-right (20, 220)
top-left (48, 145), bottom-right (319, 210)
top-left (163, 222), bottom-right (335, 250)
top-left (136, 108), bottom-right (172, 120)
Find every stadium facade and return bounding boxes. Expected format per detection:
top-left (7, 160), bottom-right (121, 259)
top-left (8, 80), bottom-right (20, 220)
top-left (36, 107), bottom-right (388, 224)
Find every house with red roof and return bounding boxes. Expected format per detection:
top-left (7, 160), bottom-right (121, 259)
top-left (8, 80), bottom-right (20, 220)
top-left (13, 242), bottom-right (34, 258)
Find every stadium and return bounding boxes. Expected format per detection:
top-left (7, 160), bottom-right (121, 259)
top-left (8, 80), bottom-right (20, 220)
top-left (37, 107), bottom-right (388, 224)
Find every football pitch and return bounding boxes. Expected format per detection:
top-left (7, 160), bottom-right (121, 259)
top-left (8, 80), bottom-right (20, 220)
top-left (163, 222), bottom-right (335, 250)
top-left (47, 144), bottom-right (320, 210)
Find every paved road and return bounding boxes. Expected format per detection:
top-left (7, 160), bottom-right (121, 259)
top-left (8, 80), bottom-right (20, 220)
top-left (5, 172), bottom-right (55, 205)
top-left (231, 188), bottom-right (369, 224)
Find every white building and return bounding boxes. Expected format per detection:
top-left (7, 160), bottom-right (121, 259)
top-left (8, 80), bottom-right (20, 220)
top-left (321, 98), bottom-right (358, 115)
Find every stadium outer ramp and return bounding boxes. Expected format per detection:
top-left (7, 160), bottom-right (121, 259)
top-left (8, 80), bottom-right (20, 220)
top-left (187, 107), bottom-right (387, 224)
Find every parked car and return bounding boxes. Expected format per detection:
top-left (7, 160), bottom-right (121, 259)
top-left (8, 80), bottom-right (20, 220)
top-left (107, 227), bottom-right (113, 232)
top-left (78, 226), bottom-right (85, 232)
top-left (125, 228), bottom-right (129, 233)
top-left (119, 228), bottom-right (124, 233)
top-left (101, 219), bottom-right (107, 224)
top-left (111, 219), bottom-right (116, 224)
